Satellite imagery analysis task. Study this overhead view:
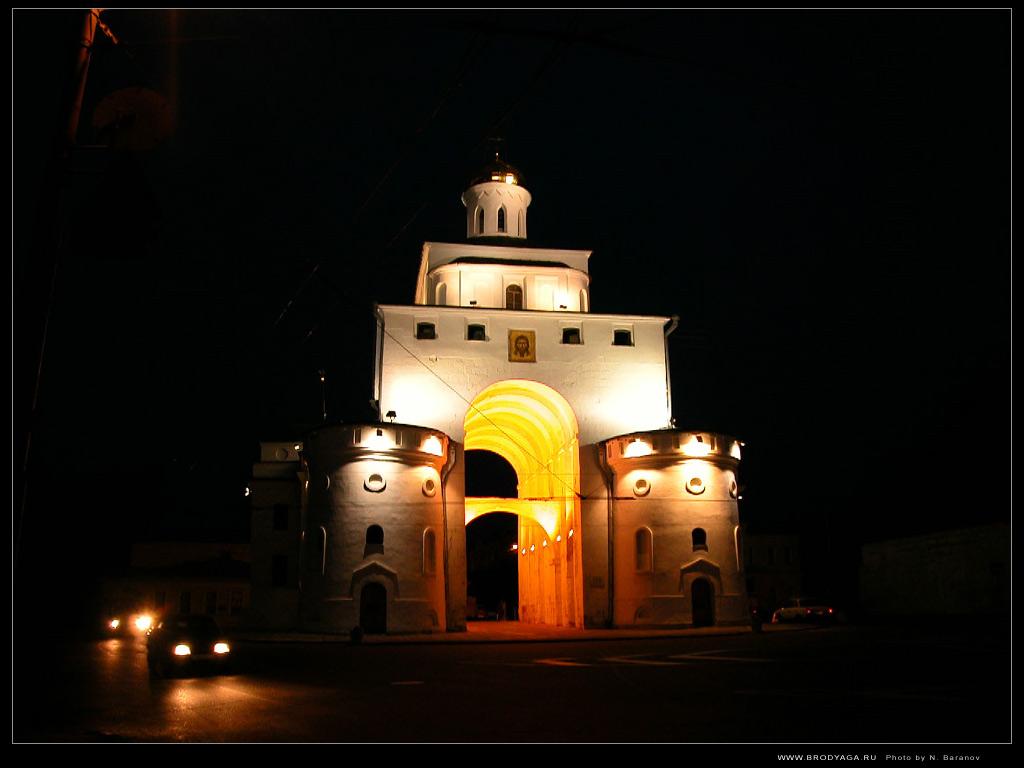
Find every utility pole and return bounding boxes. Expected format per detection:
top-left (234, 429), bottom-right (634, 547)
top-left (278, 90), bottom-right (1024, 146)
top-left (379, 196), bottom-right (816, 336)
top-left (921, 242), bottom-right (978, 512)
top-left (64, 10), bottom-right (100, 152)
top-left (16, 10), bottom-right (116, 570)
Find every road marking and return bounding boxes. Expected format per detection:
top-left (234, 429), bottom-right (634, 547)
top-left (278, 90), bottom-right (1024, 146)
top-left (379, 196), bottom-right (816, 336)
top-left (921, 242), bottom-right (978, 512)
top-left (535, 657), bottom-right (592, 667)
top-left (211, 684), bottom-right (281, 704)
top-left (668, 652), bottom-right (771, 663)
top-left (856, 688), bottom-right (964, 702)
top-left (734, 688), bottom-right (963, 702)
top-left (603, 655), bottom-right (689, 667)
top-left (682, 648), bottom-right (736, 656)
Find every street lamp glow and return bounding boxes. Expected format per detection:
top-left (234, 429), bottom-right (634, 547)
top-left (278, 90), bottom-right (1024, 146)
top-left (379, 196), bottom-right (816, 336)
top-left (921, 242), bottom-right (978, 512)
top-left (681, 436), bottom-right (712, 457)
top-left (367, 429), bottom-right (391, 450)
top-left (624, 439), bottom-right (652, 458)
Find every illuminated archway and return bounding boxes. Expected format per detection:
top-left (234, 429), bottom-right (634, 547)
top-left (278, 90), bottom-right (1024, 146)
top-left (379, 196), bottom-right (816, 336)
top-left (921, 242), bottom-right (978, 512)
top-left (463, 380), bottom-right (583, 627)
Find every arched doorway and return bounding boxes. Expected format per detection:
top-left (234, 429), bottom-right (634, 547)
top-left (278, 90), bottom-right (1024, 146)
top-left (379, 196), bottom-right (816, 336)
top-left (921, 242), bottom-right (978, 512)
top-left (359, 582), bottom-right (387, 634)
top-left (465, 511), bottom-right (519, 621)
top-left (691, 578), bottom-right (715, 628)
top-left (463, 380), bottom-right (582, 627)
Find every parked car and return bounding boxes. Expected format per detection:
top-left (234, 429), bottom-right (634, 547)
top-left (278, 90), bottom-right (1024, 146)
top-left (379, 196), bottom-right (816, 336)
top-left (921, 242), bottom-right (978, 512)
top-left (771, 597), bottom-right (844, 624)
top-left (146, 614), bottom-right (232, 678)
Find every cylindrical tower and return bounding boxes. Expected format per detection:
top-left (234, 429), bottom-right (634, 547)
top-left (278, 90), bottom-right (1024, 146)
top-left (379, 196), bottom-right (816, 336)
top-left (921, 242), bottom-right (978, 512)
top-left (299, 423), bottom-right (454, 634)
top-left (461, 153), bottom-right (532, 239)
top-left (603, 429), bottom-right (746, 627)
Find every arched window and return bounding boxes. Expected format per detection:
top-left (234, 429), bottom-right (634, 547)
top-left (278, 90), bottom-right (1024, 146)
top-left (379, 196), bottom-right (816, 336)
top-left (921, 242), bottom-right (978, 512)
top-left (436, 283), bottom-right (447, 306)
top-left (505, 284), bottom-right (523, 310)
top-left (365, 524), bottom-right (384, 556)
top-left (497, 207), bottom-right (506, 233)
top-left (423, 529), bottom-right (436, 575)
top-left (692, 528), bottom-right (708, 552)
top-left (518, 210), bottom-right (525, 237)
top-left (475, 207), bottom-right (484, 234)
top-left (635, 528), bottom-right (652, 572)
top-left (579, 289), bottom-right (588, 312)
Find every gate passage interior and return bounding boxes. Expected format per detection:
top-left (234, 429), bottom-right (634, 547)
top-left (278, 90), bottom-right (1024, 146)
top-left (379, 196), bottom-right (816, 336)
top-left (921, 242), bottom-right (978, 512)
top-left (463, 380), bottom-right (583, 628)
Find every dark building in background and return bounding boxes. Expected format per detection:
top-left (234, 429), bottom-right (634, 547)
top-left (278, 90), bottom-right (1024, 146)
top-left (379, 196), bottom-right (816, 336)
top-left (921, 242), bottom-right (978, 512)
top-left (859, 524), bottom-right (1010, 618)
top-left (247, 442), bottom-right (304, 629)
top-left (744, 532), bottom-right (802, 615)
top-left (99, 541), bottom-right (251, 629)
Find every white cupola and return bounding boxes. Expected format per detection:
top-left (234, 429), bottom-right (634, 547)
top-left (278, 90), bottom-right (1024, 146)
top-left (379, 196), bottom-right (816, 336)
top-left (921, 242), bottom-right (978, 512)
top-left (461, 153), bottom-right (532, 240)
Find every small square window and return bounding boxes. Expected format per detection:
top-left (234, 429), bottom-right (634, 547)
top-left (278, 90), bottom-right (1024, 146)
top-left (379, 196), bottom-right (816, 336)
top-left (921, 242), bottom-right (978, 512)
top-left (467, 324), bottom-right (487, 341)
top-left (613, 329), bottom-right (633, 346)
top-left (416, 322), bottom-right (436, 340)
top-left (561, 328), bottom-right (582, 345)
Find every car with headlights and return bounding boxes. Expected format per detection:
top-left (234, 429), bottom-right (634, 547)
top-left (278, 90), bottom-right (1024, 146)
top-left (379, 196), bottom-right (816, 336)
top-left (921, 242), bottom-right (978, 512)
top-left (146, 614), bottom-right (232, 678)
top-left (771, 597), bottom-right (844, 624)
top-left (104, 612), bottom-right (156, 637)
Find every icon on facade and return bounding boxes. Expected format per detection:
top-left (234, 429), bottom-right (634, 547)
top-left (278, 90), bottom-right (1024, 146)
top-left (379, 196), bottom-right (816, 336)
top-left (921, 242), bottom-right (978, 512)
top-left (508, 330), bottom-right (536, 363)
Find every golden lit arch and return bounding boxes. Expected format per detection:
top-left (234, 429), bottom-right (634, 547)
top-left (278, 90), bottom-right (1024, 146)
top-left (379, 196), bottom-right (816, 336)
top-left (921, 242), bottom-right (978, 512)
top-left (463, 379), bottom-right (583, 626)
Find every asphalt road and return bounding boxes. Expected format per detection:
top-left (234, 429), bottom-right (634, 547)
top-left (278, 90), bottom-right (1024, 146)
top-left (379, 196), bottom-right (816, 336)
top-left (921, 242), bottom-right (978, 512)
top-left (13, 623), bottom-right (1010, 745)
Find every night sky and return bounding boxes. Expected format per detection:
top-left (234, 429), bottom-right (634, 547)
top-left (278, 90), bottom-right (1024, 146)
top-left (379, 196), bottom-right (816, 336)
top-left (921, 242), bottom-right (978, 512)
top-left (13, 10), bottom-right (1010, 615)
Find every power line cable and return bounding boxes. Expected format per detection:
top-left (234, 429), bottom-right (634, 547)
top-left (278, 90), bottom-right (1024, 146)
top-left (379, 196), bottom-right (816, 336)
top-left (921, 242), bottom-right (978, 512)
top-left (379, 325), bottom-right (582, 501)
top-left (300, 15), bottom-right (581, 347)
top-left (300, 268), bottom-right (592, 505)
top-left (272, 28), bottom-right (488, 334)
